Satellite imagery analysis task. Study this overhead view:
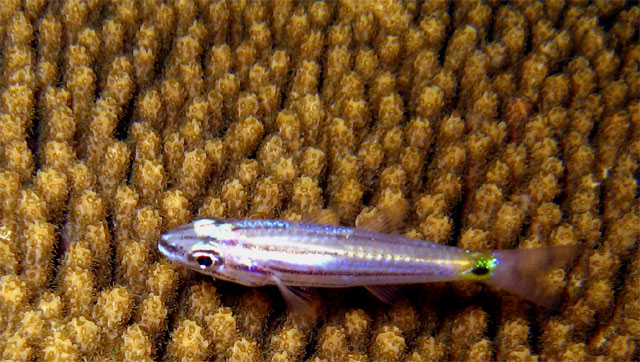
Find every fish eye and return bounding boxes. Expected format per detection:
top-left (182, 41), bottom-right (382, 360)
top-left (191, 251), bottom-right (223, 269)
top-left (196, 255), bottom-right (213, 267)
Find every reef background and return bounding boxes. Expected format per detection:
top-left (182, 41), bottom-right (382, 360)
top-left (0, 0), bottom-right (638, 361)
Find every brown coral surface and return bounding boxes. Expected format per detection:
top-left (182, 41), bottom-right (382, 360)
top-left (0, 1), bottom-right (638, 361)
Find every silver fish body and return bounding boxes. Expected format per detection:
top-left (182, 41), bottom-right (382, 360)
top-left (159, 218), bottom-right (579, 309)
top-left (159, 219), bottom-right (474, 288)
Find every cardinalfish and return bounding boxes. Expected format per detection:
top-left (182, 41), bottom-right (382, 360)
top-left (158, 201), bottom-right (579, 312)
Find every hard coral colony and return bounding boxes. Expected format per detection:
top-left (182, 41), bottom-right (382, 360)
top-left (0, 1), bottom-right (638, 362)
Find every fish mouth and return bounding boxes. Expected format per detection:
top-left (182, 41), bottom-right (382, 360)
top-left (158, 233), bottom-right (188, 261)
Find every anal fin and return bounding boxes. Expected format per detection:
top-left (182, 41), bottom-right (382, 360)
top-left (365, 285), bottom-right (410, 305)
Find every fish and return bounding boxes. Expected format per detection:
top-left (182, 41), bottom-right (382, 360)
top-left (158, 202), bottom-right (579, 313)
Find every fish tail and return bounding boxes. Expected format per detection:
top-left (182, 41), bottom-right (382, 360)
top-left (486, 246), bottom-right (580, 309)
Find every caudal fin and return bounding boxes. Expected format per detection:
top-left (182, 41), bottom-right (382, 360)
top-left (486, 246), bottom-right (580, 309)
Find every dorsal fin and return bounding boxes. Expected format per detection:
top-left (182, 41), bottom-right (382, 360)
top-left (356, 198), bottom-right (408, 234)
top-left (301, 208), bottom-right (340, 225)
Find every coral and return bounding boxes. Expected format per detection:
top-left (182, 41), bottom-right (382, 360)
top-left (121, 325), bottom-right (153, 361)
top-left (369, 325), bottom-right (406, 362)
top-left (270, 324), bottom-right (307, 361)
top-left (314, 325), bottom-right (348, 360)
top-left (0, 1), bottom-right (637, 361)
top-left (165, 319), bottom-right (210, 361)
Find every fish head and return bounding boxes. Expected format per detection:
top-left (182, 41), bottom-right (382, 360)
top-left (158, 219), bottom-right (238, 279)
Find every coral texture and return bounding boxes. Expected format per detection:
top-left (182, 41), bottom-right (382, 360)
top-left (0, 1), bottom-right (638, 361)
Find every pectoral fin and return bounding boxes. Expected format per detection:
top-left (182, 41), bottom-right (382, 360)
top-left (273, 277), bottom-right (321, 318)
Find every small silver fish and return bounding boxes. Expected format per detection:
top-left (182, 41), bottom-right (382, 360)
top-left (158, 204), bottom-right (578, 311)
